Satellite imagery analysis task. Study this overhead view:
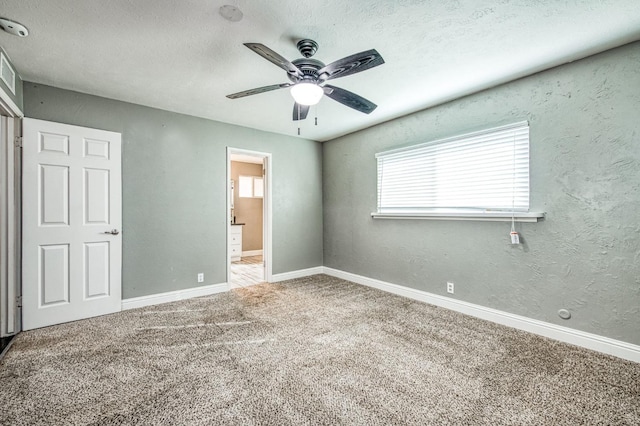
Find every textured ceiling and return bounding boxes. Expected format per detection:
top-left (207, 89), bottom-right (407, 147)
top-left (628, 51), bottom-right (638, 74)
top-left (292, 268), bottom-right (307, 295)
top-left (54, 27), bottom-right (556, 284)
top-left (1, 0), bottom-right (639, 141)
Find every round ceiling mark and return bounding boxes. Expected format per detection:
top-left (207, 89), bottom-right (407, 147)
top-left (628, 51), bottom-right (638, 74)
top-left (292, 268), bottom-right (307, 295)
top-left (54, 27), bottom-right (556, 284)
top-left (0, 18), bottom-right (29, 37)
top-left (219, 5), bottom-right (243, 22)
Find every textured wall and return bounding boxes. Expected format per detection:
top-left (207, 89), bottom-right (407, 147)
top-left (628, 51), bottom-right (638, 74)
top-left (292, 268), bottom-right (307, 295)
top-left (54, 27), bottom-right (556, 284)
top-left (323, 42), bottom-right (640, 345)
top-left (24, 84), bottom-right (323, 298)
top-left (231, 161), bottom-right (263, 251)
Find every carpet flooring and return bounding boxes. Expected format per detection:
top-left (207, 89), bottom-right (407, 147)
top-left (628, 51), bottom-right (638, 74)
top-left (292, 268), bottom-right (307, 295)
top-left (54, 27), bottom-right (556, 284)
top-left (1, 275), bottom-right (638, 425)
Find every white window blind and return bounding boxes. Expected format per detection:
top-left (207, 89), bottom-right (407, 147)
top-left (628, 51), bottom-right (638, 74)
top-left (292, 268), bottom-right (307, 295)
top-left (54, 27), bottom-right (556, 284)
top-left (375, 122), bottom-right (530, 215)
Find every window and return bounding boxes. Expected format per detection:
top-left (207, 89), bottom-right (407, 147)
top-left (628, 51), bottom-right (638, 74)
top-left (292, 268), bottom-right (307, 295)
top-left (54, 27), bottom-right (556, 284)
top-left (238, 175), bottom-right (263, 198)
top-left (253, 177), bottom-right (264, 197)
top-left (374, 121), bottom-right (542, 221)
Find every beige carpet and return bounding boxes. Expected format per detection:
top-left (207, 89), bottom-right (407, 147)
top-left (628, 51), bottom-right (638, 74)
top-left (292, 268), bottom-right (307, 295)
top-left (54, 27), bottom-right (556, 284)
top-left (1, 275), bottom-right (638, 425)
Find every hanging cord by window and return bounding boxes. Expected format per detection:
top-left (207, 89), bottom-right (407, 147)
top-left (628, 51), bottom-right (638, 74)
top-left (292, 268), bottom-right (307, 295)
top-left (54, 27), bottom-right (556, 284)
top-left (510, 210), bottom-right (519, 244)
top-left (510, 131), bottom-right (520, 244)
top-left (377, 158), bottom-right (384, 213)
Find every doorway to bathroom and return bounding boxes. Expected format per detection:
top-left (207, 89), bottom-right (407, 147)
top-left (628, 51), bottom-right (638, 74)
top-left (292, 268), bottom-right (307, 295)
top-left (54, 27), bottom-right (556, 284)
top-left (227, 148), bottom-right (272, 288)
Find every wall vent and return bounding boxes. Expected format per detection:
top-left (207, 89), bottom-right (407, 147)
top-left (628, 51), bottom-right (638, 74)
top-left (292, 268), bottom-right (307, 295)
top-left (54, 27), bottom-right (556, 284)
top-left (0, 52), bottom-right (16, 95)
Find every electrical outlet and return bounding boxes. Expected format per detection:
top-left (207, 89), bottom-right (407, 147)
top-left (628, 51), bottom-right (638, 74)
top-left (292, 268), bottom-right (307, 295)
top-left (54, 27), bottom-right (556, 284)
top-left (197, 273), bottom-right (204, 283)
top-left (447, 282), bottom-right (454, 294)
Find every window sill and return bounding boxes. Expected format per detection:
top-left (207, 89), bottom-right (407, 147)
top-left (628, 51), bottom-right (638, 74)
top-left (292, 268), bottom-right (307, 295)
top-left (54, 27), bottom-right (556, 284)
top-left (371, 211), bottom-right (545, 222)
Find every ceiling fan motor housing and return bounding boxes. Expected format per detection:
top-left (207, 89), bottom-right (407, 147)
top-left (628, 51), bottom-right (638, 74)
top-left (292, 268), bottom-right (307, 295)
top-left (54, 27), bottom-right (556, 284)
top-left (296, 39), bottom-right (318, 58)
top-left (289, 58), bottom-right (325, 83)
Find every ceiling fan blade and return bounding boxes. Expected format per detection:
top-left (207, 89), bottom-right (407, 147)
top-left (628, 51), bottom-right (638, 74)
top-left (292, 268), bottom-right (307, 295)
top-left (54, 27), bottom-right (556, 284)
top-left (244, 43), bottom-right (303, 79)
top-left (323, 85), bottom-right (377, 114)
top-left (292, 103), bottom-right (310, 121)
top-left (226, 83), bottom-right (292, 99)
top-left (317, 49), bottom-right (384, 82)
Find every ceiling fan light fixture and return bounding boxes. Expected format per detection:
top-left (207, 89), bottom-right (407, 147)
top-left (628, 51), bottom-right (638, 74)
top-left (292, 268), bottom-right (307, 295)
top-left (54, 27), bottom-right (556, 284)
top-left (290, 83), bottom-right (323, 106)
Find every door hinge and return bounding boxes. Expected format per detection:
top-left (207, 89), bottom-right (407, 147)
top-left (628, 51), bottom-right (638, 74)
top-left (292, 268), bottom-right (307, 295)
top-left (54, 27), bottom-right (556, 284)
top-left (15, 295), bottom-right (22, 308)
top-left (14, 136), bottom-right (22, 148)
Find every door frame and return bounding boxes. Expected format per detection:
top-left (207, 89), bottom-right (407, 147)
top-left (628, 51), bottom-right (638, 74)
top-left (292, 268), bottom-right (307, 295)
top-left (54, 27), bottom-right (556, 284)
top-left (226, 147), bottom-right (272, 284)
top-left (0, 90), bottom-right (23, 337)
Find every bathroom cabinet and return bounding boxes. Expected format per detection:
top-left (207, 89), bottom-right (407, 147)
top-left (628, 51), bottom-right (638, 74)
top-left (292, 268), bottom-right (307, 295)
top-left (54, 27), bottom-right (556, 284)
top-left (229, 224), bottom-right (243, 261)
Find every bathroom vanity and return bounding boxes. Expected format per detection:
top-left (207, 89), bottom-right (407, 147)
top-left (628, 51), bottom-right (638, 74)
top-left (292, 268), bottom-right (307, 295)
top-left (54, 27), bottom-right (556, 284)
top-left (229, 224), bottom-right (244, 261)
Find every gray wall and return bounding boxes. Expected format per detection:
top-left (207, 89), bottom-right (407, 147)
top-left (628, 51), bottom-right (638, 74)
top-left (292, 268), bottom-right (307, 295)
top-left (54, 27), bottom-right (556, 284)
top-left (0, 47), bottom-right (23, 114)
top-left (323, 42), bottom-right (640, 345)
top-left (24, 83), bottom-right (323, 299)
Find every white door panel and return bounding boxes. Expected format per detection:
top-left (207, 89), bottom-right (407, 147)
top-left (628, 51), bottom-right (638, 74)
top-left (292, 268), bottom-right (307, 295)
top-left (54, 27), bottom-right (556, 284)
top-left (84, 241), bottom-right (110, 298)
top-left (39, 164), bottom-right (70, 226)
top-left (39, 131), bottom-right (69, 154)
top-left (39, 244), bottom-right (70, 306)
top-left (23, 118), bottom-right (122, 330)
top-left (84, 168), bottom-right (110, 224)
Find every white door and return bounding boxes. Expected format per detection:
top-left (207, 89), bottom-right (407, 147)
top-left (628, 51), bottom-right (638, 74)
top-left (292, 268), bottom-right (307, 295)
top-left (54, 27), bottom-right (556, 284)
top-left (22, 118), bottom-right (122, 330)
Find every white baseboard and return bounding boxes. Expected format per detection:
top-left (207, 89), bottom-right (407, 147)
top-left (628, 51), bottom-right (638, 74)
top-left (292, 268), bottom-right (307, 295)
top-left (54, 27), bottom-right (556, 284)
top-left (121, 282), bottom-right (229, 310)
top-left (271, 266), bottom-right (324, 283)
top-left (323, 267), bottom-right (640, 363)
top-left (242, 250), bottom-right (263, 257)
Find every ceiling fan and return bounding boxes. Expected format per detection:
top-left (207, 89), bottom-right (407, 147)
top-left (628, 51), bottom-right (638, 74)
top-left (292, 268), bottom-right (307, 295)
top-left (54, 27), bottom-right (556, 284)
top-left (226, 39), bottom-right (384, 121)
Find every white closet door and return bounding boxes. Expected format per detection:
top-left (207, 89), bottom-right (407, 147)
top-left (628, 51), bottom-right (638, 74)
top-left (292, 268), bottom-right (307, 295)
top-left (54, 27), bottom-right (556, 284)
top-left (22, 118), bottom-right (122, 330)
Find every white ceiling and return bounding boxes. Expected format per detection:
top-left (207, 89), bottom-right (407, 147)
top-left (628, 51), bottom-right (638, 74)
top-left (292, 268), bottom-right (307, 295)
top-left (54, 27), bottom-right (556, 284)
top-left (1, 1), bottom-right (639, 142)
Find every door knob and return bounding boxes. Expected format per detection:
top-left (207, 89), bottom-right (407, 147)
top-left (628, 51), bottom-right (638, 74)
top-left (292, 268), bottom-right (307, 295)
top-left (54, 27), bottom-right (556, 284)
top-left (103, 229), bottom-right (120, 235)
